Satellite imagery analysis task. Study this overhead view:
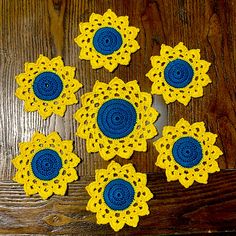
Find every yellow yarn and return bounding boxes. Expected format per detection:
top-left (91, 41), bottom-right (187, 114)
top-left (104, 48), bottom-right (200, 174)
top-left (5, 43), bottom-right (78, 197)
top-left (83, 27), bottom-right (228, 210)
top-left (74, 9), bottom-right (140, 72)
top-left (86, 161), bottom-right (153, 232)
top-left (15, 55), bottom-right (83, 119)
top-left (155, 118), bottom-right (223, 188)
top-left (12, 132), bottom-right (80, 199)
top-left (146, 42), bottom-right (211, 105)
top-left (74, 77), bottom-right (159, 160)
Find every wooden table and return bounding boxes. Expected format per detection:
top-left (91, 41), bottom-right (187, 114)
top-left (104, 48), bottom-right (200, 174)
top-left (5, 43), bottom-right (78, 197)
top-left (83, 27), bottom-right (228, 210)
top-left (0, 0), bottom-right (235, 234)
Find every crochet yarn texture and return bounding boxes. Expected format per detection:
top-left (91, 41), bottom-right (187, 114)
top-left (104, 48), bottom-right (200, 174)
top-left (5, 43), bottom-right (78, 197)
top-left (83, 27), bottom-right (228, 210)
top-left (15, 55), bottom-right (83, 119)
top-left (12, 132), bottom-right (80, 199)
top-left (86, 161), bottom-right (153, 232)
top-left (146, 42), bottom-right (211, 105)
top-left (155, 118), bottom-right (223, 188)
top-left (74, 77), bottom-right (159, 160)
top-left (74, 9), bottom-right (140, 72)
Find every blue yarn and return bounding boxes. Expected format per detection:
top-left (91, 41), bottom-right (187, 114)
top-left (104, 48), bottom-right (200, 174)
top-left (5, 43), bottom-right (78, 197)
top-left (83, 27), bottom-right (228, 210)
top-left (93, 27), bottom-right (122, 55)
top-left (31, 149), bottom-right (62, 180)
top-left (33, 72), bottom-right (63, 101)
top-left (103, 179), bottom-right (135, 210)
top-left (172, 137), bottom-right (203, 168)
top-left (164, 59), bottom-right (194, 88)
top-left (97, 99), bottom-right (137, 139)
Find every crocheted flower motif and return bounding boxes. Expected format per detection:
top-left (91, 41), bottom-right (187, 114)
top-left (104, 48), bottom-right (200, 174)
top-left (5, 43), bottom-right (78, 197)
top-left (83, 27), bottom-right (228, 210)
top-left (86, 161), bottom-right (153, 232)
top-left (146, 42), bottom-right (211, 105)
top-left (155, 118), bottom-right (223, 188)
top-left (74, 9), bottom-right (140, 72)
top-left (74, 77), bottom-right (158, 160)
top-left (12, 132), bottom-right (80, 199)
top-left (15, 55), bottom-right (83, 119)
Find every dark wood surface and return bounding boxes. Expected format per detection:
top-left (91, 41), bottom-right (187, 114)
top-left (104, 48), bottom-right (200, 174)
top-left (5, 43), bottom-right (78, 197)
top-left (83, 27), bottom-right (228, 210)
top-left (0, 0), bottom-right (235, 234)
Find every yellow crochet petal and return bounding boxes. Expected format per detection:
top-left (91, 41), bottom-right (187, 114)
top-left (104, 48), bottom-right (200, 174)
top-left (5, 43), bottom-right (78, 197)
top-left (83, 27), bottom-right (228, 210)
top-left (179, 173), bottom-right (195, 188)
top-left (12, 132), bottom-right (80, 199)
top-left (74, 9), bottom-right (140, 72)
top-left (190, 121), bottom-right (206, 137)
top-left (195, 169), bottom-right (209, 184)
top-left (190, 85), bottom-right (204, 98)
top-left (110, 218), bottom-right (126, 232)
top-left (136, 202), bottom-right (150, 216)
top-left (103, 9), bottom-right (118, 20)
top-left (206, 160), bottom-right (220, 173)
top-left (147, 42), bottom-right (211, 105)
top-left (177, 92), bottom-right (192, 106)
top-left (155, 118), bottom-right (223, 188)
top-left (63, 168), bottom-right (78, 183)
top-left (15, 55), bottom-right (82, 119)
top-left (75, 77), bottom-right (158, 160)
top-left (23, 181), bottom-right (38, 196)
top-left (85, 162), bottom-right (152, 231)
top-left (53, 182), bottom-right (67, 196)
top-left (38, 186), bottom-right (54, 200)
top-left (186, 49), bottom-right (201, 60)
top-left (200, 74), bottom-right (212, 86)
top-left (176, 118), bottom-right (191, 129)
top-left (126, 215), bottom-right (139, 227)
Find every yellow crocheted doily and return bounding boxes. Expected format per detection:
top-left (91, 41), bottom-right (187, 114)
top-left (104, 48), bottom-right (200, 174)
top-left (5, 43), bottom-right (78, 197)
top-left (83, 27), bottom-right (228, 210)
top-left (146, 42), bottom-right (211, 105)
top-left (74, 77), bottom-right (159, 160)
top-left (74, 9), bottom-right (140, 72)
top-left (12, 132), bottom-right (80, 199)
top-left (86, 161), bottom-right (153, 232)
top-left (155, 118), bottom-right (223, 188)
top-left (15, 55), bottom-right (83, 119)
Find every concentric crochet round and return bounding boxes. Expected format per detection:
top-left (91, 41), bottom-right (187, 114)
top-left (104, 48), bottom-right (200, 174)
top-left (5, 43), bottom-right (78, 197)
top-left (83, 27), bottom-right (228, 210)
top-left (164, 59), bottom-right (193, 88)
top-left (31, 149), bottom-right (62, 180)
top-left (155, 118), bottom-right (223, 188)
top-left (33, 72), bottom-right (63, 101)
top-left (15, 55), bottom-right (83, 119)
top-left (74, 9), bottom-right (140, 72)
top-left (86, 161), bottom-right (153, 232)
top-left (74, 77), bottom-right (159, 160)
top-left (172, 137), bottom-right (202, 168)
top-left (12, 132), bottom-right (81, 199)
top-left (93, 27), bottom-right (123, 55)
top-left (146, 42), bottom-right (212, 105)
top-left (97, 99), bottom-right (137, 139)
top-left (104, 178), bottom-right (135, 210)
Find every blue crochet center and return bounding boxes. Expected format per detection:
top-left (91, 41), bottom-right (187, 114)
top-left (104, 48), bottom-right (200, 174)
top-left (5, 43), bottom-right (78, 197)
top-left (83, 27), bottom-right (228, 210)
top-left (31, 149), bottom-right (62, 180)
top-left (103, 179), bottom-right (135, 211)
top-left (33, 72), bottom-right (63, 101)
top-left (164, 59), bottom-right (194, 88)
top-left (93, 27), bottom-right (122, 55)
top-left (172, 137), bottom-right (203, 168)
top-left (97, 99), bottom-right (137, 139)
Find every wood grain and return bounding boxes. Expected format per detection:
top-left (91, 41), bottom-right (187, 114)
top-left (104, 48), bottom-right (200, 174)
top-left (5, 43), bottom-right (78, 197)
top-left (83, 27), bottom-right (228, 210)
top-left (0, 0), bottom-right (235, 234)
top-left (0, 171), bottom-right (236, 234)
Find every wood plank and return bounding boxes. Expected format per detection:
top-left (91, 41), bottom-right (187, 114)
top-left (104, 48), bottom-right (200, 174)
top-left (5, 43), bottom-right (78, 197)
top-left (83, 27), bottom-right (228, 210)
top-left (0, 170), bottom-right (235, 234)
top-left (0, 0), bottom-right (235, 234)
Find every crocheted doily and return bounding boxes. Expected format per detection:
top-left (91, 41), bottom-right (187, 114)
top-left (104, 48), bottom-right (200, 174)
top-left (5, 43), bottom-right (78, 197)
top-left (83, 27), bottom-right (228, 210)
top-left (146, 42), bottom-right (211, 105)
top-left (86, 161), bottom-right (153, 232)
top-left (74, 77), bottom-right (159, 160)
top-left (74, 9), bottom-right (140, 72)
top-left (12, 132), bottom-right (80, 199)
top-left (15, 55), bottom-right (83, 119)
top-left (155, 118), bottom-right (223, 188)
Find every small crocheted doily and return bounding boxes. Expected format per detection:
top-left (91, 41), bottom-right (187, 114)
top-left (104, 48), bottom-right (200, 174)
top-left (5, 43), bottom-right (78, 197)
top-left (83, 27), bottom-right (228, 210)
top-left (146, 42), bottom-right (211, 105)
top-left (74, 9), bottom-right (140, 72)
top-left (86, 161), bottom-right (153, 232)
top-left (74, 77), bottom-right (159, 160)
top-left (155, 118), bottom-right (223, 188)
top-left (15, 55), bottom-right (83, 119)
top-left (12, 132), bottom-right (80, 199)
